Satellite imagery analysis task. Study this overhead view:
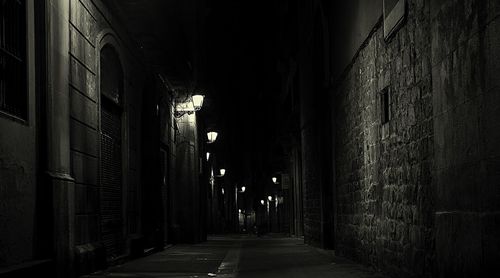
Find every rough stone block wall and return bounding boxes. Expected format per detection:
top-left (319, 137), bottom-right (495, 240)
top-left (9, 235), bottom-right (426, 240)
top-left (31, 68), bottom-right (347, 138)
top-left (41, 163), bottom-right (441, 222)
top-left (335, 0), bottom-right (435, 277)
top-left (431, 0), bottom-right (500, 276)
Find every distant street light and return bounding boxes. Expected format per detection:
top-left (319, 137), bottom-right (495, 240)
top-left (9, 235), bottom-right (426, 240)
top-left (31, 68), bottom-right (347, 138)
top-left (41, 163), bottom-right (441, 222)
top-left (207, 132), bottom-right (218, 143)
top-left (272, 177), bottom-right (278, 184)
top-left (260, 199), bottom-right (265, 205)
top-left (241, 186), bottom-right (246, 193)
top-left (268, 196), bottom-right (272, 201)
top-left (219, 168), bottom-right (226, 176)
top-left (206, 152), bottom-right (210, 161)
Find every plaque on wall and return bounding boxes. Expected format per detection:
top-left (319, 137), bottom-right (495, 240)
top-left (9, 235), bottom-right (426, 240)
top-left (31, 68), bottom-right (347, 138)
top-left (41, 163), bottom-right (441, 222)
top-left (384, 0), bottom-right (406, 40)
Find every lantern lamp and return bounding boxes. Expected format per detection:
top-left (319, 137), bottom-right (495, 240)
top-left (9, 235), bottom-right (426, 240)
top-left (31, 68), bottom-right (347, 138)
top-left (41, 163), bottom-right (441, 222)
top-left (192, 95), bottom-right (204, 111)
top-left (207, 132), bottom-right (218, 143)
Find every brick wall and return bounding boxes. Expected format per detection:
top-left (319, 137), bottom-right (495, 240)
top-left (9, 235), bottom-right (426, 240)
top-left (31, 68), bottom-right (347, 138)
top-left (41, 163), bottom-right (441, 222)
top-left (335, 0), bottom-right (435, 276)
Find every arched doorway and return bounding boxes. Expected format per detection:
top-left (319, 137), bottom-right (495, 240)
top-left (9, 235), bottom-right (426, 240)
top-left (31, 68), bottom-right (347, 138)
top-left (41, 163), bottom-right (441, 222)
top-left (99, 45), bottom-right (124, 259)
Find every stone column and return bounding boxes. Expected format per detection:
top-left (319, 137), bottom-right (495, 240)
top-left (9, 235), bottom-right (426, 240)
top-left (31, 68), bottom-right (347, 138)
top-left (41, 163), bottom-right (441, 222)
top-left (45, 0), bottom-right (75, 277)
top-left (174, 112), bottom-right (201, 243)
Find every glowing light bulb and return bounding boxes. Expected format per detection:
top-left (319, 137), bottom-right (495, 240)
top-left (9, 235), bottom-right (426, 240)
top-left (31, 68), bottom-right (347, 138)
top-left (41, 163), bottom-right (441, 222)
top-left (207, 132), bottom-right (218, 143)
top-left (192, 95), bottom-right (204, 110)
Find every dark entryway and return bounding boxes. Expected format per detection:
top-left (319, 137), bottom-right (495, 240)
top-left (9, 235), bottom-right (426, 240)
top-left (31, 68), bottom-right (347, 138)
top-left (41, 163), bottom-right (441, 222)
top-left (100, 45), bottom-right (124, 259)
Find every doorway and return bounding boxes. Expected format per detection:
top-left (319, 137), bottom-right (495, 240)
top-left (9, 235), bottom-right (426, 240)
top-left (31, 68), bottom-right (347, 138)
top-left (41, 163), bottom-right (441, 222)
top-left (99, 45), bottom-right (124, 259)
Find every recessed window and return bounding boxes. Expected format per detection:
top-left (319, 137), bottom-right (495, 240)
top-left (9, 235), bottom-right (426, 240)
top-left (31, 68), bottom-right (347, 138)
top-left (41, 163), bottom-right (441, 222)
top-left (381, 87), bottom-right (391, 125)
top-left (0, 0), bottom-right (27, 121)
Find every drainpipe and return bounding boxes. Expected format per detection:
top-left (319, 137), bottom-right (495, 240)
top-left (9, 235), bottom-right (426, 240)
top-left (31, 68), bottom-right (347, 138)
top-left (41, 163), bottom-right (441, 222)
top-left (45, 0), bottom-right (75, 277)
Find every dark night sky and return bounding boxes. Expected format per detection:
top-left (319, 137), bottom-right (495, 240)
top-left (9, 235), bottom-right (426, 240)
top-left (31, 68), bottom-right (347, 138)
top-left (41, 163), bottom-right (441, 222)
top-left (203, 0), bottom-right (282, 188)
top-left (108, 0), bottom-right (288, 197)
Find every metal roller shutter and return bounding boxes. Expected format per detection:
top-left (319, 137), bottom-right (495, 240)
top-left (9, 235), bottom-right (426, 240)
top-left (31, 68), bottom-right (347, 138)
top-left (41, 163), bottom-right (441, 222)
top-left (100, 100), bottom-right (123, 259)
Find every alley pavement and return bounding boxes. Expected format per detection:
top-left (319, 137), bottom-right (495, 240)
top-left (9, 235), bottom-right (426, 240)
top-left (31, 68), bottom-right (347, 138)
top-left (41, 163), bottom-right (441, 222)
top-left (84, 235), bottom-right (386, 278)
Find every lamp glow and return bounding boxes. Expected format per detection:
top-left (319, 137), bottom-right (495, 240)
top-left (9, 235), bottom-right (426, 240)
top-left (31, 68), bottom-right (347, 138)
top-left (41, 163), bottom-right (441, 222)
top-left (268, 196), bottom-right (272, 201)
top-left (206, 152), bottom-right (210, 161)
top-left (238, 209), bottom-right (242, 213)
top-left (176, 101), bottom-right (195, 113)
top-left (192, 95), bottom-right (204, 110)
top-left (241, 186), bottom-right (246, 193)
top-left (222, 188), bottom-right (225, 195)
top-left (272, 177), bottom-right (277, 184)
top-left (260, 200), bottom-right (265, 205)
top-left (207, 132), bottom-right (218, 143)
top-left (219, 168), bottom-right (226, 176)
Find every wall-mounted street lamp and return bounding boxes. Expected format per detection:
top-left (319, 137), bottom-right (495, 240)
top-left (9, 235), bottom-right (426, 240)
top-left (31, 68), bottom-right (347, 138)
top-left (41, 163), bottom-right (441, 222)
top-left (192, 95), bottom-right (205, 110)
top-left (207, 131), bottom-right (218, 143)
top-left (175, 95), bottom-right (205, 118)
top-left (219, 168), bottom-right (226, 177)
top-left (272, 177), bottom-right (278, 184)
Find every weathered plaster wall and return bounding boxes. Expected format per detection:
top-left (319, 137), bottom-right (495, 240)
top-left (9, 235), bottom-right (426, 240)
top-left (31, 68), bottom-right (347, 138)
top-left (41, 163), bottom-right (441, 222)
top-left (0, 0), bottom-right (38, 268)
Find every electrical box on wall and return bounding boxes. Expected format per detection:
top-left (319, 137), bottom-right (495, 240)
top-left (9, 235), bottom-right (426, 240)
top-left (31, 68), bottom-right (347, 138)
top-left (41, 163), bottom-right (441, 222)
top-left (383, 0), bottom-right (407, 40)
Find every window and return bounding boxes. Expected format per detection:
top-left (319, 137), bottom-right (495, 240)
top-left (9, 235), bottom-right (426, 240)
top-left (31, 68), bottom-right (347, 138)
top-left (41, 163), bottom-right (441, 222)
top-left (0, 0), bottom-right (27, 120)
top-left (381, 87), bottom-right (391, 125)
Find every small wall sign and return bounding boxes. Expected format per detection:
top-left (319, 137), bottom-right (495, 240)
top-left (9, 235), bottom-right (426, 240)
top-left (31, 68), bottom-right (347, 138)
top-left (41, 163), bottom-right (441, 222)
top-left (384, 0), bottom-right (407, 40)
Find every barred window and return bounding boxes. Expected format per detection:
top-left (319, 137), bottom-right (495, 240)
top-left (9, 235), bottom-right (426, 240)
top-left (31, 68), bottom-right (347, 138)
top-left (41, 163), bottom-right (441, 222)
top-left (0, 0), bottom-right (27, 121)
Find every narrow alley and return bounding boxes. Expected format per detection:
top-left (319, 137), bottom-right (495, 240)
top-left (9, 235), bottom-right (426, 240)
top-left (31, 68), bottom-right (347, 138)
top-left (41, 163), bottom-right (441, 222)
top-left (0, 0), bottom-right (499, 278)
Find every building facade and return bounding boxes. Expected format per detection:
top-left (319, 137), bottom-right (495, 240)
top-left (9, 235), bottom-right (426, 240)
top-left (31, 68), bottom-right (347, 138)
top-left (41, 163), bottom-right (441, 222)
top-left (0, 1), bottom-right (206, 277)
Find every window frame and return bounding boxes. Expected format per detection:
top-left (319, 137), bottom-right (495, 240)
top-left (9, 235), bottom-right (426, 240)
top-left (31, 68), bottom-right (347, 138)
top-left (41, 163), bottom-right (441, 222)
top-left (0, 0), bottom-right (29, 123)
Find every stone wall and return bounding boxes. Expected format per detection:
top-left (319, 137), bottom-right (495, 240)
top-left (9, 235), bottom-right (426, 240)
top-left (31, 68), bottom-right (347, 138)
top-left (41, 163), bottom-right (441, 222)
top-left (334, 0), bottom-right (500, 277)
top-left (334, 0), bottom-right (435, 276)
top-left (431, 0), bottom-right (500, 276)
top-left (69, 0), bottom-right (144, 274)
